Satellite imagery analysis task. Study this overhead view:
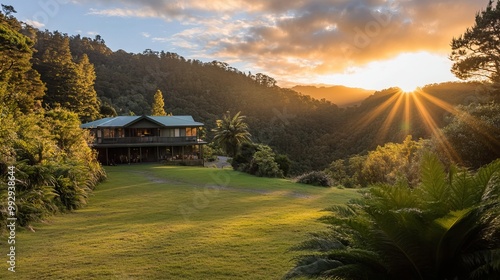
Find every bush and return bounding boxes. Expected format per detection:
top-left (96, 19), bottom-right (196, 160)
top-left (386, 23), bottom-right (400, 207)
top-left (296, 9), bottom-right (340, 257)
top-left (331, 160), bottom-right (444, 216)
top-left (275, 154), bottom-right (292, 177)
top-left (296, 171), bottom-right (331, 187)
top-left (250, 147), bottom-right (283, 178)
top-left (232, 143), bottom-right (285, 178)
top-left (231, 142), bottom-right (258, 170)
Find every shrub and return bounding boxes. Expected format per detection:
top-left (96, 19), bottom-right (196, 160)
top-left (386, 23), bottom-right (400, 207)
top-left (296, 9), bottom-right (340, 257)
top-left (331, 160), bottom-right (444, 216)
top-left (232, 143), bottom-right (286, 178)
top-left (231, 142), bottom-right (258, 170)
top-left (275, 154), bottom-right (292, 177)
top-left (286, 154), bottom-right (500, 279)
top-left (250, 147), bottom-right (283, 178)
top-left (296, 171), bottom-right (331, 187)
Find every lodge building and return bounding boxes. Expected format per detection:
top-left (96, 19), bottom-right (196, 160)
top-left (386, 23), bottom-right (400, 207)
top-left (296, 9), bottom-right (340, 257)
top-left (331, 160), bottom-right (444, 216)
top-left (81, 115), bottom-right (207, 165)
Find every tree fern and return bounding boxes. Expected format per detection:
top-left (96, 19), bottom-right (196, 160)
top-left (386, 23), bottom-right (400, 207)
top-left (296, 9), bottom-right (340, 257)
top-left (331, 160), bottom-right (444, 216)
top-left (417, 153), bottom-right (449, 216)
top-left (286, 154), bottom-right (500, 279)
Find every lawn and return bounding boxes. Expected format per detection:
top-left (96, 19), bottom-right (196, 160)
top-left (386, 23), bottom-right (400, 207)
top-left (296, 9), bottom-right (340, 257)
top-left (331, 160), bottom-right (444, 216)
top-left (4, 164), bottom-right (359, 279)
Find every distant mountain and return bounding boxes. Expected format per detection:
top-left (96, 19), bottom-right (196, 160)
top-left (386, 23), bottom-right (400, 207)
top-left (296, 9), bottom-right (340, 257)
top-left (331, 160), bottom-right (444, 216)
top-left (291, 85), bottom-right (375, 107)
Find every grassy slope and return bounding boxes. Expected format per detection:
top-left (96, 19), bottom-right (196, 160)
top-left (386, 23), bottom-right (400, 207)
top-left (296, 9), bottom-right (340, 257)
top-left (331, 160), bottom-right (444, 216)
top-left (6, 165), bottom-right (359, 279)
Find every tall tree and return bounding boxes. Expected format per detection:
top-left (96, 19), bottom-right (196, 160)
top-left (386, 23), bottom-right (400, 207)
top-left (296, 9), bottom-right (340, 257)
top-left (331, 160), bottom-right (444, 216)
top-left (33, 31), bottom-right (100, 122)
top-left (450, 0), bottom-right (500, 83)
top-left (212, 111), bottom-right (252, 157)
top-left (0, 11), bottom-right (44, 114)
top-left (74, 54), bottom-right (100, 122)
top-left (151, 89), bottom-right (166, 116)
top-left (0, 9), bottom-right (45, 171)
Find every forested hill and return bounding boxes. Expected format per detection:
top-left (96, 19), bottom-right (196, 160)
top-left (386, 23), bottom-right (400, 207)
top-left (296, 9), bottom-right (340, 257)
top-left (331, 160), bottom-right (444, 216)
top-left (34, 30), bottom-right (488, 173)
top-left (64, 34), bottom-right (345, 172)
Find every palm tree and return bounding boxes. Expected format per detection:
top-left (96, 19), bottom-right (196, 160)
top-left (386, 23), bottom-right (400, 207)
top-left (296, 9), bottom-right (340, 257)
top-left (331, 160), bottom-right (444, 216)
top-left (212, 111), bottom-right (252, 157)
top-left (285, 154), bottom-right (500, 280)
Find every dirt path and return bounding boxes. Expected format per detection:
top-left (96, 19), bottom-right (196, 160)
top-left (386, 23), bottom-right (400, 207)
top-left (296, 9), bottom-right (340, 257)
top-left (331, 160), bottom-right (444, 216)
top-left (204, 156), bottom-right (232, 168)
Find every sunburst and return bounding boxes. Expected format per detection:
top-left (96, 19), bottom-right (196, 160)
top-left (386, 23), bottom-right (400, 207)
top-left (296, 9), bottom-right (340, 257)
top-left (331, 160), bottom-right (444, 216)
top-left (350, 87), bottom-right (497, 164)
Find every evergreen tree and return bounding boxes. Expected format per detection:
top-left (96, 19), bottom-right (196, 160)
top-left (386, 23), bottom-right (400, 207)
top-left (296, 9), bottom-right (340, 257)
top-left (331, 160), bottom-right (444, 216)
top-left (450, 0), bottom-right (500, 83)
top-left (33, 31), bottom-right (100, 122)
top-left (0, 11), bottom-right (44, 114)
top-left (0, 11), bottom-right (105, 233)
top-left (151, 89), bottom-right (166, 116)
top-left (0, 9), bottom-right (45, 170)
top-left (74, 54), bottom-right (100, 122)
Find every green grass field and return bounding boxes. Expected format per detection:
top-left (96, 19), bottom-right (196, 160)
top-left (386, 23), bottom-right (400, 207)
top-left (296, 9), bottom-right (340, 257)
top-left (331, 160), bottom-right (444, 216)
top-left (4, 164), bottom-right (359, 279)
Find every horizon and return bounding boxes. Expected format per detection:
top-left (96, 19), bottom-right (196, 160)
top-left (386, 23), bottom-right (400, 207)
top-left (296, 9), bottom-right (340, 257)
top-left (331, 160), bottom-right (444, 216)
top-left (3, 0), bottom-right (488, 90)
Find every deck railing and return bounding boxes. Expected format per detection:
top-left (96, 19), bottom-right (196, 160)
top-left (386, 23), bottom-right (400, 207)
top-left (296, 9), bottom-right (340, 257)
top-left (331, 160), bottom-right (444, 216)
top-left (96, 136), bottom-right (199, 144)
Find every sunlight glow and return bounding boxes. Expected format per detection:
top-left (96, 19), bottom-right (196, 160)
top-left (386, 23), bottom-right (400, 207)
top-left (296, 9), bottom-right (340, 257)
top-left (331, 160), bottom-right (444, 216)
top-left (314, 52), bottom-right (458, 91)
top-left (352, 90), bottom-right (401, 133)
top-left (350, 86), bottom-right (500, 165)
top-left (411, 91), bottom-right (460, 161)
top-left (375, 92), bottom-right (405, 142)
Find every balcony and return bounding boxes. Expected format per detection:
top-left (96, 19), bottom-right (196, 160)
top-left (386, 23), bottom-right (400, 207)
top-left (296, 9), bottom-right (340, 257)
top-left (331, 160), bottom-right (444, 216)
top-left (95, 136), bottom-right (200, 145)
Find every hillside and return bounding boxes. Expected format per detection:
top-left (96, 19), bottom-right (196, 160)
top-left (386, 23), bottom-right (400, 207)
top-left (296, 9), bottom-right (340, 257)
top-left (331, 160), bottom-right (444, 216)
top-left (25, 31), bottom-right (489, 174)
top-left (291, 85), bottom-right (375, 107)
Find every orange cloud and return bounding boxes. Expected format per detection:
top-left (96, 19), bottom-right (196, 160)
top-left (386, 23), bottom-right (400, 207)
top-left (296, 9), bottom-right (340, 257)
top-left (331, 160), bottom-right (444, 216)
top-left (84, 0), bottom-right (488, 85)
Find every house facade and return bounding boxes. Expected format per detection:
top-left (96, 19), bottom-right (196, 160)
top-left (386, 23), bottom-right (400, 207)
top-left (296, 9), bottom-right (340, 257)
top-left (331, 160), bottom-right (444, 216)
top-left (81, 115), bottom-right (207, 165)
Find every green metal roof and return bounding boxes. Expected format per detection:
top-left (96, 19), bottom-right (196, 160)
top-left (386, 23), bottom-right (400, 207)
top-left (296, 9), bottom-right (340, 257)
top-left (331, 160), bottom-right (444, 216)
top-left (81, 115), bottom-right (204, 129)
top-left (148, 116), bottom-right (204, 127)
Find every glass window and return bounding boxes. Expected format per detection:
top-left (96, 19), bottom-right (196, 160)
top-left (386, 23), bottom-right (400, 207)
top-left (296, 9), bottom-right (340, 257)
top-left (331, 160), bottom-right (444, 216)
top-left (186, 127), bottom-right (197, 136)
top-left (103, 128), bottom-right (115, 138)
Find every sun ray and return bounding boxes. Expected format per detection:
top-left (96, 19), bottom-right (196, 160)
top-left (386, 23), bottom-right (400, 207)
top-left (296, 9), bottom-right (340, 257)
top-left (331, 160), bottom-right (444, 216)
top-left (375, 91), bottom-right (406, 142)
top-left (417, 89), bottom-right (500, 147)
top-left (410, 93), bottom-right (461, 162)
top-left (416, 90), bottom-right (458, 114)
top-left (347, 86), bottom-right (497, 165)
top-left (351, 90), bottom-right (401, 134)
top-left (404, 92), bottom-right (411, 134)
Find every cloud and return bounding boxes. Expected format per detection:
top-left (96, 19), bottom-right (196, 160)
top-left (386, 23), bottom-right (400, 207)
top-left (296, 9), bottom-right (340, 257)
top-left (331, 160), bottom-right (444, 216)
top-left (79, 0), bottom-right (486, 84)
top-left (25, 19), bottom-right (45, 28)
top-left (84, 0), bottom-right (254, 23)
top-left (216, 1), bottom-right (484, 72)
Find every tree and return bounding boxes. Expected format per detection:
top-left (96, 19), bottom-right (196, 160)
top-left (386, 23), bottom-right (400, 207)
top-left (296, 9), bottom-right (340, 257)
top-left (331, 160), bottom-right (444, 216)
top-left (212, 111), bottom-right (251, 157)
top-left (151, 89), bottom-right (166, 116)
top-left (100, 102), bottom-right (117, 117)
top-left (361, 135), bottom-right (423, 187)
top-left (0, 11), bottom-right (45, 114)
top-left (1, 4), bottom-right (16, 16)
top-left (450, 0), bottom-right (500, 83)
top-left (285, 154), bottom-right (500, 279)
top-left (74, 54), bottom-right (100, 122)
top-left (440, 102), bottom-right (500, 168)
top-left (33, 31), bottom-right (100, 122)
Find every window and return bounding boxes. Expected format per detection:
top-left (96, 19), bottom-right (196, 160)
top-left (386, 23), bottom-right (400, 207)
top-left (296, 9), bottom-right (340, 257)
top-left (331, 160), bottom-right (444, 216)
top-left (103, 128), bottom-right (115, 138)
top-left (186, 127), bottom-right (197, 137)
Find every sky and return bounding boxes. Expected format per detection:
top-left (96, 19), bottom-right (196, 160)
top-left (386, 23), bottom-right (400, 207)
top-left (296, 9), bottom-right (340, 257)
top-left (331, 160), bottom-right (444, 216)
top-left (2, 0), bottom-right (489, 91)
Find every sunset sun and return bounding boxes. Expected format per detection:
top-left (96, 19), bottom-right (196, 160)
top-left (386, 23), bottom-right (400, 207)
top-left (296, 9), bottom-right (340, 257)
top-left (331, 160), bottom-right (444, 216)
top-left (314, 52), bottom-right (458, 91)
